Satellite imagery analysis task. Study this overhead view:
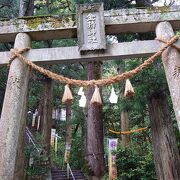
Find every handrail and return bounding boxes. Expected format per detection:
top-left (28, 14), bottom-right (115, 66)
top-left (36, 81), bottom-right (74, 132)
top-left (55, 134), bottom-right (61, 139)
top-left (25, 127), bottom-right (40, 153)
top-left (67, 163), bottom-right (75, 180)
top-left (26, 127), bottom-right (36, 142)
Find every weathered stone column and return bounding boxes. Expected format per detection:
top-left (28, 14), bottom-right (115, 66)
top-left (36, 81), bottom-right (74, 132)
top-left (0, 33), bottom-right (31, 180)
top-left (156, 21), bottom-right (180, 132)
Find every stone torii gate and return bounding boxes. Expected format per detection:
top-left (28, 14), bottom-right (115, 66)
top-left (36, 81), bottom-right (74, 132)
top-left (0, 4), bottom-right (180, 179)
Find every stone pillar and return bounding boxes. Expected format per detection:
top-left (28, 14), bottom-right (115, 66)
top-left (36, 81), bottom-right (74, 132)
top-left (156, 21), bottom-right (180, 132)
top-left (0, 33), bottom-right (31, 180)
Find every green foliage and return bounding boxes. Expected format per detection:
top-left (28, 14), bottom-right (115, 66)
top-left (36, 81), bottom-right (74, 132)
top-left (70, 132), bottom-right (86, 168)
top-left (34, 0), bottom-right (76, 15)
top-left (51, 140), bottom-right (65, 168)
top-left (0, 0), bottom-right (19, 19)
top-left (25, 133), bottom-right (50, 179)
top-left (52, 100), bottom-right (86, 169)
top-left (28, 80), bottom-right (43, 110)
top-left (50, 128), bottom-right (85, 169)
top-left (116, 142), bottom-right (156, 180)
top-left (102, 55), bottom-right (169, 179)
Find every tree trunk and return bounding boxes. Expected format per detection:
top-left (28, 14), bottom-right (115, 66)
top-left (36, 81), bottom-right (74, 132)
top-left (121, 111), bottom-right (130, 147)
top-left (40, 78), bottom-right (53, 156)
top-left (86, 61), bottom-right (105, 178)
top-left (66, 101), bottom-right (72, 145)
top-left (19, 0), bottom-right (34, 17)
top-left (148, 91), bottom-right (180, 180)
top-left (64, 100), bottom-right (73, 164)
top-left (117, 63), bottom-right (130, 147)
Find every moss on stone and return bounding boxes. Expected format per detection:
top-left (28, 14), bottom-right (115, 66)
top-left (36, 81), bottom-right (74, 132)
top-left (21, 15), bottom-right (75, 29)
top-left (147, 6), bottom-right (171, 14)
top-left (26, 17), bottom-right (44, 29)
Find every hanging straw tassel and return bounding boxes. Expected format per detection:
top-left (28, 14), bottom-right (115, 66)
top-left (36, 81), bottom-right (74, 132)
top-left (124, 79), bottom-right (135, 97)
top-left (90, 85), bottom-right (102, 105)
top-left (62, 84), bottom-right (73, 103)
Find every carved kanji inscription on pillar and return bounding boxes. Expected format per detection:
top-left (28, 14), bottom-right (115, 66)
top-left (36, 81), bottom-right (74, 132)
top-left (77, 3), bottom-right (106, 51)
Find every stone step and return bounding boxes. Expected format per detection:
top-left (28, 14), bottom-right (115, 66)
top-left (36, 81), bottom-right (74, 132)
top-left (51, 169), bottom-right (86, 180)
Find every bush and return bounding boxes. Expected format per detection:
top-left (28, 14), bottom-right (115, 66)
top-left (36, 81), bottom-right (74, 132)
top-left (116, 142), bottom-right (156, 180)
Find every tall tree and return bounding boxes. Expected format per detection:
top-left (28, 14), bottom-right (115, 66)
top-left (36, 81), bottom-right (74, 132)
top-left (64, 100), bottom-right (73, 164)
top-left (19, 0), bottom-right (34, 17)
top-left (148, 91), bottom-right (180, 180)
top-left (121, 111), bottom-right (130, 147)
top-left (39, 78), bottom-right (53, 156)
top-left (86, 61), bottom-right (105, 178)
top-left (117, 63), bottom-right (130, 147)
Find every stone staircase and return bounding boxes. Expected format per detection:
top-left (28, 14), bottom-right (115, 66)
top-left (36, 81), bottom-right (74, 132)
top-left (26, 127), bottom-right (86, 180)
top-left (51, 168), bottom-right (86, 180)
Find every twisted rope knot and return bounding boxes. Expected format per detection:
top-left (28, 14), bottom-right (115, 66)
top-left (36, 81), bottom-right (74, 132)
top-left (156, 35), bottom-right (180, 52)
top-left (9, 47), bottom-right (30, 66)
